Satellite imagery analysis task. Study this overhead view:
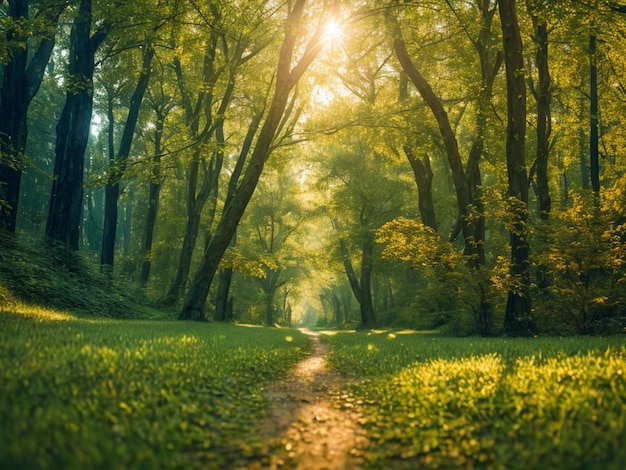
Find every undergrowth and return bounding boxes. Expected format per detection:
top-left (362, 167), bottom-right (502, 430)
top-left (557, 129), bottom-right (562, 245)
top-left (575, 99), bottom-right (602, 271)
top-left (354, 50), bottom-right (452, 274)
top-left (0, 233), bottom-right (152, 318)
top-left (0, 311), bottom-right (308, 469)
top-left (324, 330), bottom-right (626, 469)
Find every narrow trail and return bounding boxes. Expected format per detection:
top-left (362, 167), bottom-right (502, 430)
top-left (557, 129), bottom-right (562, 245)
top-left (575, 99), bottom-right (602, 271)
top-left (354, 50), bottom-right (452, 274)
top-left (252, 329), bottom-right (369, 469)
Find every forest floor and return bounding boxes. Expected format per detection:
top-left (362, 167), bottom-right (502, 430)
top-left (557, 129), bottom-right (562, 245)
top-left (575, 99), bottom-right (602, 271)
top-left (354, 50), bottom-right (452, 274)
top-left (251, 329), bottom-right (369, 469)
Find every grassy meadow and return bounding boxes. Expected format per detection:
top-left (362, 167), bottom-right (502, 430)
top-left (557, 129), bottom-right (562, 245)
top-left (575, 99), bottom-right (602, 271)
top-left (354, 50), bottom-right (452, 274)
top-left (0, 307), bottom-right (307, 469)
top-left (324, 330), bottom-right (626, 469)
top-left (1, 306), bottom-right (625, 469)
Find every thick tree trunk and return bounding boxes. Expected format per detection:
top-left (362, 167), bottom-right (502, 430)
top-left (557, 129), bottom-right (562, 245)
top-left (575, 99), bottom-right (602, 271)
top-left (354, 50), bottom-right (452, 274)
top-left (179, 0), bottom-right (326, 321)
top-left (403, 146), bottom-right (437, 231)
top-left (100, 45), bottom-right (155, 272)
top-left (46, 0), bottom-right (109, 250)
top-left (499, 0), bottom-right (535, 336)
top-left (214, 267), bottom-right (234, 321)
top-left (0, 0), bottom-right (61, 233)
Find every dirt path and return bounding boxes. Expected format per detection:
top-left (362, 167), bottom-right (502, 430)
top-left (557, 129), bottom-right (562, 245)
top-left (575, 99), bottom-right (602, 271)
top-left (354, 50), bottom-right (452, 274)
top-left (252, 329), bottom-right (368, 469)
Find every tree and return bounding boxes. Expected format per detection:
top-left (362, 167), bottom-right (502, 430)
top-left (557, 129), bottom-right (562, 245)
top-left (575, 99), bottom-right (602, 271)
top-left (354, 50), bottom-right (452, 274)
top-left (99, 41), bottom-right (155, 272)
top-left (526, 0), bottom-right (552, 219)
top-left (139, 79), bottom-right (175, 284)
top-left (45, 0), bottom-right (111, 249)
top-left (165, 2), bottom-right (255, 302)
top-left (387, 4), bottom-right (482, 262)
top-left (179, 0), bottom-right (338, 321)
top-left (0, 0), bottom-right (65, 233)
top-left (499, 0), bottom-right (535, 335)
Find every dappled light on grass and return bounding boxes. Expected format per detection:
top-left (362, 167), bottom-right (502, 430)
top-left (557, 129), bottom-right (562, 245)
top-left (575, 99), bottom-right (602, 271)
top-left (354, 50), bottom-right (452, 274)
top-left (0, 303), bottom-right (75, 322)
top-left (0, 314), bottom-right (308, 469)
top-left (325, 332), bottom-right (626, 469)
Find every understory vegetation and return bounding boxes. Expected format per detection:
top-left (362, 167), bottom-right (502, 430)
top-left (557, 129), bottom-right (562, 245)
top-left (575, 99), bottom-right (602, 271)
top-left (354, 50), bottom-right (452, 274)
top-left (0, 310), bottom-right (307, 469)
top-left (324, 330), bottom-right (626, 469)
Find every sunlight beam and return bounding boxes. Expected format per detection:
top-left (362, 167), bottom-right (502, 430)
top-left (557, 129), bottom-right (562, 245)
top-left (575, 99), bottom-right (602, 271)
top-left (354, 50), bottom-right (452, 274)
top-left (323, 18), bottom-right (343, 43)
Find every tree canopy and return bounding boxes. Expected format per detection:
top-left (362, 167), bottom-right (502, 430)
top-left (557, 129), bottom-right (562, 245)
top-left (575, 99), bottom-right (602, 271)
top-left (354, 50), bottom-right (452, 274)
top-left (2, 0), bottom-right (626, 335)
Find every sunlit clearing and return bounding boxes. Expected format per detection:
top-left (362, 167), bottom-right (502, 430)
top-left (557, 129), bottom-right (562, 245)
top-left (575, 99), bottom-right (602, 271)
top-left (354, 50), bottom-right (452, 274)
top-left (323, 18), bottom-right (343, 42)
top-left (318, 330), bottom-right (356, 336)
top-left (7, 304), bottom-right (74, 322)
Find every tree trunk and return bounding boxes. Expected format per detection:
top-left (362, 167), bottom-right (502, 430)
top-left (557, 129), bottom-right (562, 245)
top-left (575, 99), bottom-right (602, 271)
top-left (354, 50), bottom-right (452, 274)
top-left (180, 0), bottom-right (327, 321)
top-left (167, 29), bottom-right (236, 302)
top-left (140, 141), bottom-right (163, 283)
top-left (466, 3), bottom-right (502, 267)
top-left (403, 146), bottom-right (437, 231)
top-left (0, 1), bottom-right (61, 233)
top-left (499, 0), bottom-right (535, 336)
top-left (527, 3), bottom-right (552, 219)
top-left (339, 235), bottom-right (376, 329)
top-left (260, 266), bottom-right (282, 326)
top-left (100, 45), bottom-right (155, 272)
top-left (214, 267), bottom-right (233, 321)
top-left (212, 112), bottom-right (264, 318)
top-left (167, 206), bottom-right (202, 300)
top-left (46, 0), bottom-right (109, 249)
top-left (359, 233), bottom-right (376, 329)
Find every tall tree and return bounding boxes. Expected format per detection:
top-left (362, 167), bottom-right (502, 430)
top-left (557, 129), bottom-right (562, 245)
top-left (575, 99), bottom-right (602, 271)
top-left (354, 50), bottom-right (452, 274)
top-left (45, 0), bottom-right (110, 249)
top-left (139, 83), bottom-right (174, 284)
top-left (100, 42), bottom-right (155, 272)
top-left (526, 0), bottom-right (552, 219)
top-left (179, 0), bottom-right (336, 321)
top-left (214, 109), bottom-right (265, 321)
top-left (499, 0), bottom-right (535, 335)
top-left (387, 9), bottom-right (475, 259)
top-left (165, 5), bottom-right (243, 302)
top-left (0, 0), bottom-right (64, 233)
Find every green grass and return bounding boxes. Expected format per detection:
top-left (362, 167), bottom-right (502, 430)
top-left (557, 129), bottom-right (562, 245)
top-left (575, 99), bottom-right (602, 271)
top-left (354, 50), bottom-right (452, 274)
top-left (0, 307), bottom-right (308, 469)
top-left (323, 330), bottom-right (626, 469)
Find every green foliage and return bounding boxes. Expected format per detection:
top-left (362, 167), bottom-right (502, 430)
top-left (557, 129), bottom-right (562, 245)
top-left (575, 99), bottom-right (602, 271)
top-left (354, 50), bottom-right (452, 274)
top-left (324, 330), bottom-right (626, 469)
top-left (376, 218), bottom-right (501, 336)
top-left (0, 313), bottom-right (307, 469)
top-left (377, 217), bottom-right (462, 270)
top-left (532, 190), bottom-right (626, 334)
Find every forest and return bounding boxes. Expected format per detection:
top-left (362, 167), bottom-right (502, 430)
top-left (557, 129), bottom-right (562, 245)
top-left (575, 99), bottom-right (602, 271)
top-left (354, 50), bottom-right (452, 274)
top-left (2, 1), bottom-right (626, 468)
top-left (3, 0), bottom-right (626, 333)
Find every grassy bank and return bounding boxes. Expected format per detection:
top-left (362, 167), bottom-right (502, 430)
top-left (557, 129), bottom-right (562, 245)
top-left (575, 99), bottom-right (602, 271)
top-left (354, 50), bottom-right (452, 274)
top-left (0, 307), bottom-right (308, 469)
top-left (324, 330), bottom-right (626, 469)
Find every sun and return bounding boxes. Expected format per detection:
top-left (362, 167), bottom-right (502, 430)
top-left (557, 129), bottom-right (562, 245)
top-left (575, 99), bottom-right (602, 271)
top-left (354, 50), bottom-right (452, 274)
top-left (323, 18), bottom-right (343, 42)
